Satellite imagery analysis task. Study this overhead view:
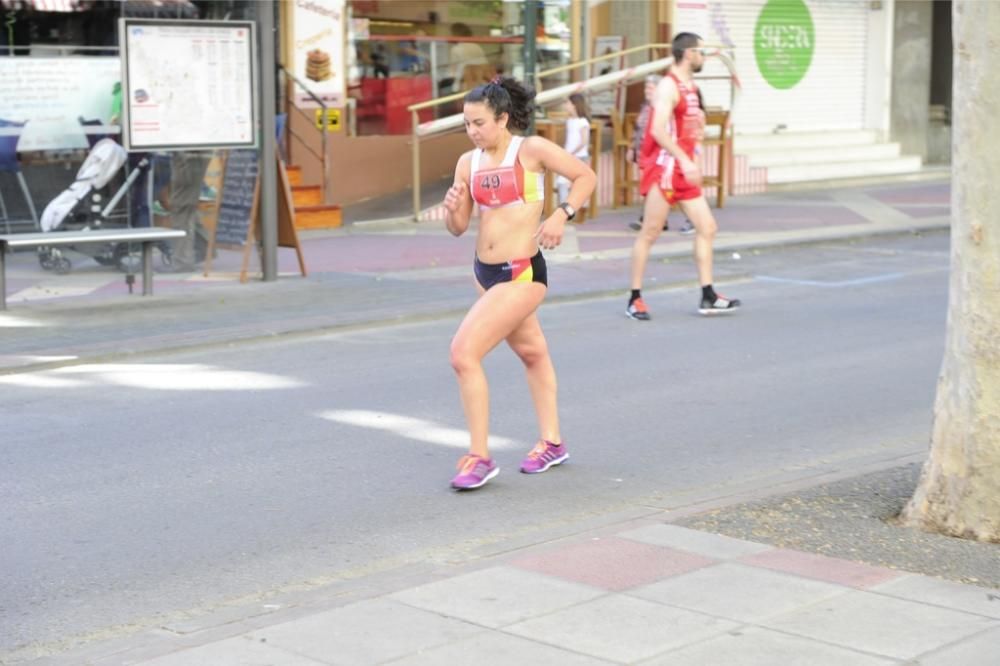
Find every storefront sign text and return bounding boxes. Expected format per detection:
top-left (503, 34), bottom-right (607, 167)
top-left (754, 0), bottom-right (815, 90)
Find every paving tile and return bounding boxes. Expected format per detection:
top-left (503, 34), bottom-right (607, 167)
top-left (630, 562), bottom-right (847, 622)
top-left (872, 574), bottom-right (1000, 619)
top-left (506, 594), bottom-right (737, 663)
top-left (914, 625), bottom-right (1000, 665)
top-left (248, 598), bottom-right (483, 665)
top-left (641, 626), bottom-right (896, 665)
top-left (618, 524), bottom-right (773, 560)
top-left (762, 590), bottom-right (998, 660)
top-left (138, 635), bottom-right (329, 665)
top-left (384, 630), bottom-right (615, 665)
top-left (739, 548), bottom-right (902, 589)
top-left (510, 537), bottom-right (714, 591)
top-left (389, 566), bottom-right (605, 629)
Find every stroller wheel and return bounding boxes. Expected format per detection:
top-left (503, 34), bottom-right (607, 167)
top-left (38, 248), bottom-right (57, 271)
top-left (53, 257), bottom-right (72, 275)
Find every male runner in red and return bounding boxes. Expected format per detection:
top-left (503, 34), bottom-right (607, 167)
top-left (626, 32), bottom-right (741, 320)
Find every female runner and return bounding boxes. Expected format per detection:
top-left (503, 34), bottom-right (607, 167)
top-left (442, 77), bottom-right (596, 490)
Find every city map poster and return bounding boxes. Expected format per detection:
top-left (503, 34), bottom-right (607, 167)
top-left (120, 19), bottom-right (257, 151)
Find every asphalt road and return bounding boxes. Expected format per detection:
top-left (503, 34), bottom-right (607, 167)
top-left (0, 232), bottom-right (950, 660)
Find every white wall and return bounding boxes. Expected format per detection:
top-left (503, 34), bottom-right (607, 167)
top-left (864, 0), bottom-right (895, 137)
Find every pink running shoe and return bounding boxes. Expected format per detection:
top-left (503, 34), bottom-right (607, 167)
top-left (520, 440), bottom-right (569, 474)
top-left (451, 454), bottom-right (498, 490)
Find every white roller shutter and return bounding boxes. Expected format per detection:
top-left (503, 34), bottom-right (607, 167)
top-left (694, 0), bottom-right (869, 134)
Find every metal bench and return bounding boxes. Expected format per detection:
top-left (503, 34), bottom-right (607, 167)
top-left (0, 228), bottom-right (185, 310)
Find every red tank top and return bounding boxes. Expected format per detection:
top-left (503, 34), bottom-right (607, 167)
top-left (639, 71), bottom-right (704, 172)
top-left (469, 136), bottom-right (544, 209)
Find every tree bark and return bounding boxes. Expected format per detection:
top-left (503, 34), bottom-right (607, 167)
top-left (900, 1), bottom-right (1000, 543)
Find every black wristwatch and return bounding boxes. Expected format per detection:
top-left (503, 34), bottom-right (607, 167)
top-left (557, 202), bottom-right (576, 220)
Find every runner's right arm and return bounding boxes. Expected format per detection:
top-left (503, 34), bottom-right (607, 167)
top-left (444, 152), bottom-right (474, 236)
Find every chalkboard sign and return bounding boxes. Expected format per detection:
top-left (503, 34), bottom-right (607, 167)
top-left (203, 149), bottom-right (306, 283)
top-left (214, 149), bottom-right (260, 247)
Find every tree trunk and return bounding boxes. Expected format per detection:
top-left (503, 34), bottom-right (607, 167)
top-left (900, 1), bottom-right (1000, 543)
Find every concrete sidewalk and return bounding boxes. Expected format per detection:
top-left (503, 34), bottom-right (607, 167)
top-left (10, 175), bottom-right (996, 665)
top-left (52, 519), bottom-right (1000, 665)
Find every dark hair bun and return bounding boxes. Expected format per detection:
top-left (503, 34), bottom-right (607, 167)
top-left (464, 77), bottom-right (536, 131)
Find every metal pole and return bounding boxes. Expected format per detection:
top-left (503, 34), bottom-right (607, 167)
top-left (0, 244), bottom-right (6, 310)
top-left (322, 105), bottom-right (329, 202)
top-left (412, 111), bottom-right (421, 221)
top-left (144, 159), bottom-right (153, 228)
top-left (142, 241), bottom-right (153, 295)
top-left (523, 0), bottom-right (538, 134)
top-left (416, 56), bottom-right (680, 136)
top-left (258, 0), bottom-right (278, 281)
top-left (430, 41), bottom-right (439, 99)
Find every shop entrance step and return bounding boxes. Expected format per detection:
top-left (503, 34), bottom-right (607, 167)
top-left (291, 185), bottom-right (322, 207)
top-left (294, 204), bottom-right (342, 230)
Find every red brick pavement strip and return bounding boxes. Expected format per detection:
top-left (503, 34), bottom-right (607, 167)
top-left (891, 205), bottom-right (951, 219)
top-left (738, 548), bottom-right (903, 590)
top-left (869, 182), bottom-right (950, 205)
top-left (711, 204), bottom-right (872, 231)
top-left (507, 530), bottom-right (903, 595)
top-left (297, 233), bottom-right (478, 273)
top-left (510, 537), bottom-right (715, 591)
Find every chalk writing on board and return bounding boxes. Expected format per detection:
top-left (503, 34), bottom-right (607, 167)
top-left (214, 149), bottom-right (259, 247)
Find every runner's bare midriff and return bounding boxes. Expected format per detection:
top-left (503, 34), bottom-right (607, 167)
top-left (476, 200), bottom-right (545, 263)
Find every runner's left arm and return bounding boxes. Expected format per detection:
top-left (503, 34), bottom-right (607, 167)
top-left (522, 135), bottom-right (596, 250)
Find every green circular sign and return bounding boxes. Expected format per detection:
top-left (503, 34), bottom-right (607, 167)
top-left (754, 0), bottom-right (815, 90)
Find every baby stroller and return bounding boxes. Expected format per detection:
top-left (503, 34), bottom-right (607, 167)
top-left (38, 137), bottom-right (164, 274)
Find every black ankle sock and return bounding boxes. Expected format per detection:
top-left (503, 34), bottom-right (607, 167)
top-left (702, 285), bottom-right (716, 302)
top-left (630, 289), bottom-right (641, 303)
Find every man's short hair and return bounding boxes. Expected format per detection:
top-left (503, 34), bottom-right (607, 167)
top-left (672, 32), bottom-right (701, 62)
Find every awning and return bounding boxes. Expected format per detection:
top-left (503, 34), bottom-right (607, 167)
top-left (121, 0), bottom-right (198, 19)
top-left (0, 0), bottom-right (199, 16)
top-left (0, 0), bottom-right (88, 11)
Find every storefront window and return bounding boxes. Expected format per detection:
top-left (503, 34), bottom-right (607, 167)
top-left (346, 0), bottom-right (572, 136)
top-left (0, 0), bottom-right (261, 279)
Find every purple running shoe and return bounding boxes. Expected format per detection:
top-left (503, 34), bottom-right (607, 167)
top-left (520, 440), bottom-right (569, 474)
top-left (451, 454), bottom-right (498, 490)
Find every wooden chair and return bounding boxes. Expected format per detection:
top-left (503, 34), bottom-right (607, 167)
top-left (583, 118), bottom-right (601, 220)
top-left (611, 111), bottom-right (627, 207)
top-left (701, 109), bottom-right (732, 208)
top-left (612, 111), bottom-right (639, 208)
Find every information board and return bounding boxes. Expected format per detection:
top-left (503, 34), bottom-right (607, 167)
top-left (120, 18), bottom-right (257, 151)
top-left (214, 149), bottom-right (260, 247)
